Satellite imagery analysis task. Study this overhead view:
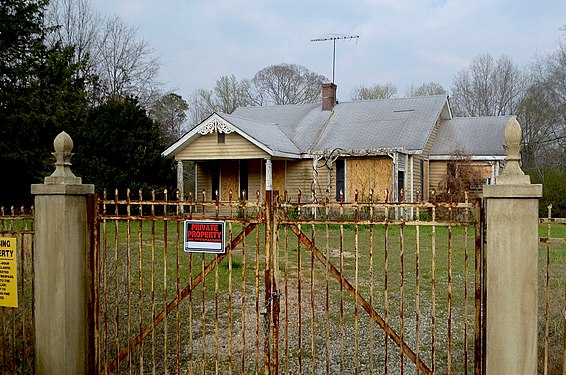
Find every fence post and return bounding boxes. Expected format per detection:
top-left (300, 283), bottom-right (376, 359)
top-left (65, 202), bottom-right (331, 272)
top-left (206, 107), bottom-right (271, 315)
top-left (483, 117), bottom-right (542, 375)
top-left (31, 132), bottom-right (95, 375)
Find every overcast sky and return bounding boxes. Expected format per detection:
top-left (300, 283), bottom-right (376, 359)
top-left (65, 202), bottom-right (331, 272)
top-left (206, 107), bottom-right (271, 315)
top-left (90, 0), bottom-right (565, 102)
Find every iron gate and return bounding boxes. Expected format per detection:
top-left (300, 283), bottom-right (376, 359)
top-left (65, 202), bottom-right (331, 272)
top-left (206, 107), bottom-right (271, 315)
top-left (94, 189), bottom-right (485, 374)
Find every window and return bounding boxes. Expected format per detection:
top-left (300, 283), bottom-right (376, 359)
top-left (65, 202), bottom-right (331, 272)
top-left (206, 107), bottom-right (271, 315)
top-left (217, 132), bottom-right (225, 144)
top-left (335, 159), bottom-right (345, 201)
top-left (398, 170), bottom-right (405, 200)
top-left (239, 160), bottom-right (248, 199)
top-left (211, 161), bottom-right (220, 200)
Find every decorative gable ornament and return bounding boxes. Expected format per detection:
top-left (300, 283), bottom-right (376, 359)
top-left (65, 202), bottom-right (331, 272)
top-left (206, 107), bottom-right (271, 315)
top-left (199, 118), bottom-right (235, 135)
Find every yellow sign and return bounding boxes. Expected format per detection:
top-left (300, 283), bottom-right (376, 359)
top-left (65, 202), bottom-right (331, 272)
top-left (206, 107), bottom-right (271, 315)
top-left (0, 238), bottom-right (17, 308)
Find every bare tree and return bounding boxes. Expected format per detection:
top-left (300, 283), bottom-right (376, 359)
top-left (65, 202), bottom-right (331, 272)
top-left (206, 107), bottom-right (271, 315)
top-left (435, 150), bottom-right (485, 202)
top-left (451, 54), bottom-right (527, 116)
top-left (350, 83), bottom-right (398, 100)
top-left (187, 65), bottom-right (326, 125)
top-left (213, 75), bottom-right (253, 113)
top-left (187, 75), bottom-right (254, 126)
top-left (251, 63), bottom-right (326, 105)
top-left (519, 36), bottom-right (566, 170)
top-left (45, 0), bottom-right (99, 73)
top-left (46, 0), bottom-right (161, 105)
top-left (95, 16), bottom-right (160, 104)
top-left (405, 82), bottom-right (447, 97)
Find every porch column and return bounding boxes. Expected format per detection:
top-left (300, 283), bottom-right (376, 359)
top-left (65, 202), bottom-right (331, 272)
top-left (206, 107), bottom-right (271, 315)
top-left (31, 132), bottom-right (95, 375)
top-left (176, 160), bottom-right (184, 199)
top-left (265, 158), bottom-right (273, 191)
top-left (483, 117), bottom-right (542, 375)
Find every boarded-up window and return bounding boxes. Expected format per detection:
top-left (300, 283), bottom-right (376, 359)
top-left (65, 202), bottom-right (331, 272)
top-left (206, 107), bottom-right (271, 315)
top-left (221, 160), bottom-right (239, 200)
top-left (272, 160), bottom-right (286, 194)
top-left (346, 157), bottom-right (392, 201)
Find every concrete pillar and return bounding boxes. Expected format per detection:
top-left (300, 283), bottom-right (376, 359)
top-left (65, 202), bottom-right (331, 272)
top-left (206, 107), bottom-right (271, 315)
top-left (483, 117), bottom-right (542, 375)
top-left (31, 132), bottom-right (95, 375)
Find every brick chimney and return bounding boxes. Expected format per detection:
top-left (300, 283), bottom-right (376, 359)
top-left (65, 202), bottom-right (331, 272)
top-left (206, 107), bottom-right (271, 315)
top-left (322, 83), bottom-right (337, 111)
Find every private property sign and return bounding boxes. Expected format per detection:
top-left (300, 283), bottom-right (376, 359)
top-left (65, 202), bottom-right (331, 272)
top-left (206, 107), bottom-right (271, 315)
top-left (184, 220), bottom-right (225, 253)
top-left (0, 238), bottom-right (18, 308)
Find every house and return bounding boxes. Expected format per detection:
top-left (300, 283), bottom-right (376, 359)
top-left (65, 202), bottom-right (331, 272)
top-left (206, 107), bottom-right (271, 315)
top-left (163, 83), bottom-right (509, 202)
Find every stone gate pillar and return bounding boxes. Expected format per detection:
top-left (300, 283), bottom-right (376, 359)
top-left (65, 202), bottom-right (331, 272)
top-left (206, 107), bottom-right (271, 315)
top-left (31, 132), bottom-right (95, 375)
top-left (483, 117), bottom-right (542, 375)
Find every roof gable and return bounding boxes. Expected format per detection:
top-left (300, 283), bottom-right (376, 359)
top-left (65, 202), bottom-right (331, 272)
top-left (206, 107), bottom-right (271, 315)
top-left (162, 113), bottom-right (301, 158)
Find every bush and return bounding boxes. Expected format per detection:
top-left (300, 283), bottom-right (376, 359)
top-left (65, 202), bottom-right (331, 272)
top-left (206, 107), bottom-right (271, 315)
top-left (527, 167), bottom-right (566, 217)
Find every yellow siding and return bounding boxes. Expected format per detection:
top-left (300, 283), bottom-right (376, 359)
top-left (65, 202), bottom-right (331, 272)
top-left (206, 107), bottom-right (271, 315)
top-left (429, 161), bottom-right (448, 193)
top-left (195, 163), bottom-right (212, 199)
top-left (408, 155), bottom-right (421, 202)
top-left (175, 133), bottom-right (269, 160)
top-left (422, 116), bottom-right (443, 157)
top-left (346, 157), bottom-right (392, 201)
top-left (285, 160), bottom-right (313, 197)
top-left (314, 164), bottom-right (331, 199)
top-left (247, 160), bottom-right (263, 199)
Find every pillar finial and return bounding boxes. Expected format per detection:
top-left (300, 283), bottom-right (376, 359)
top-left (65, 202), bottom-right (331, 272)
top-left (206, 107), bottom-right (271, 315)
top-left (44, 131), bottom-right (82, 185)
top-left (496, 116), bottom-right (531, 185)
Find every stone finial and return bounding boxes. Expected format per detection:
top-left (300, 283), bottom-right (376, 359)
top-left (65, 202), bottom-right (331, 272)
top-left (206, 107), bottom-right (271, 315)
top-left (496, 116), bottom-right (531, 185)
top-left (44, 131), bottom-right (82, 185)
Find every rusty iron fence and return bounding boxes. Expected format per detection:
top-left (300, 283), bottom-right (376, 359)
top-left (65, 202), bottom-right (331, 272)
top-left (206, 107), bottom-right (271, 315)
top-left (94, 189), bottom-right (485, 374)
top-left (0, 192), bottom-right (562, 374)
top-left (0, 206), bottom-right (34, 375)
top-left (539, 205), bottom-right (566, 375)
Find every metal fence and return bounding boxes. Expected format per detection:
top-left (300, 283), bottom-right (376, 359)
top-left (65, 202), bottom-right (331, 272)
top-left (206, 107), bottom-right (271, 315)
top-left (539, 204), bottom-right (566, 375)
top-left (0, 206), bottom-right (34, 374)
top-left (95, 189), bottom-right (266, 374)
top-left (94, 189), bottom-right (484, 374)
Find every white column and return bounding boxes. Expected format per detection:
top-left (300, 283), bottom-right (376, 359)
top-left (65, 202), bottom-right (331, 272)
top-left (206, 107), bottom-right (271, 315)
top-left (176, 160), bottom-right (184, 200)
top-left (265, 159), bottom-right (273, 191)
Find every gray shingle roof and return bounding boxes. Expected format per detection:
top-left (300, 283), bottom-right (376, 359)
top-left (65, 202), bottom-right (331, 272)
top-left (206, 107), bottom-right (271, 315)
top-left (165, 95), bottom-right (505, 160)
top-left (219, 113), bottom-right (301, 155)
top-left (231, 95), bottom-right (449, 154)
top-left (430, 116), bottom-right (510, 157)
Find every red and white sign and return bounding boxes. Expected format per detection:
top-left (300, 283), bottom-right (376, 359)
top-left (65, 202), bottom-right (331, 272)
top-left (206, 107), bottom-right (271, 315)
top-left (184, 220), bottom-right (225, 253)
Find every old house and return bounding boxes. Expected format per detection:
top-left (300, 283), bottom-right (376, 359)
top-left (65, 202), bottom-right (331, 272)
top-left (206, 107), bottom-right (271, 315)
top-left (163, 83), bottom-right (509, 202)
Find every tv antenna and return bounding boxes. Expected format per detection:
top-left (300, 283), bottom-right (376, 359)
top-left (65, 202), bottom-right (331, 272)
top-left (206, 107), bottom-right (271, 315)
top-left (311, 34), bottom-right (359, 83)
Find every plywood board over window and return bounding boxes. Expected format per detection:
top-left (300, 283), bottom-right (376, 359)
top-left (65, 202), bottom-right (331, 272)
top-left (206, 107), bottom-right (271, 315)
top-left (272, 160), bottom-right (286, 194)
top-left (221, 160), bottom-right (239, 200)
top-left (346, 157), bottom-right (392, 201)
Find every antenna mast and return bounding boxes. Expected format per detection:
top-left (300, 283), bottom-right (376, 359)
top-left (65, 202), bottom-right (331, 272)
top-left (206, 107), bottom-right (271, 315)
top-left (311, 34), bottom-right (359, 83)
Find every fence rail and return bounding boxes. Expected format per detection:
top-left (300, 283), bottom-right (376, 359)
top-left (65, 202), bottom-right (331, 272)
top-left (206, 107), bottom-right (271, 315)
top-left (94, 189), bottom-right (485, 374)
top-left (2, 190), bottom-right (563, 374)
top-left (0, 206), bottom-right (34, 375)
top-left (539, 205), bottom-right (566, 375)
